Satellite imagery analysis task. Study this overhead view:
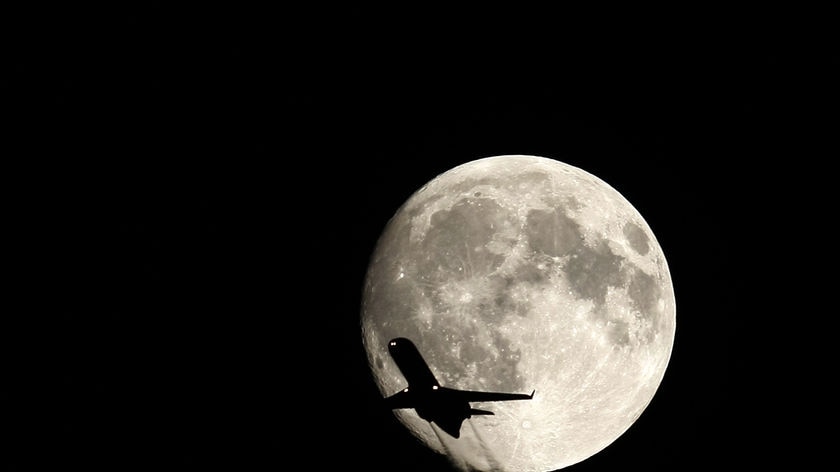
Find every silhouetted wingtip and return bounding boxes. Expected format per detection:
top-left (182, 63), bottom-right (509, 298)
top-left (530, 390), bottom-right (535, 399)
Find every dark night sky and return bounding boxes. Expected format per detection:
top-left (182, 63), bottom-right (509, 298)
top-left (7, 12), bottom-right (835, 472)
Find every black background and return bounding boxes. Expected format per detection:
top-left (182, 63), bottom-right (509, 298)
top-left (7, 10), bottom-right (836, 471)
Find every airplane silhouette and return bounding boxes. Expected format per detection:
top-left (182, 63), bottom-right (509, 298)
top-left (383, 337), bottom-right (534, 438)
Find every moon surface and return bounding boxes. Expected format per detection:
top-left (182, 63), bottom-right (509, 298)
top-left (361, 155), bottom-right (676, 472)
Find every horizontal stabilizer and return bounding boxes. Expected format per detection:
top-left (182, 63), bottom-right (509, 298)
top-left (469, 408), bottom-right (495, 416)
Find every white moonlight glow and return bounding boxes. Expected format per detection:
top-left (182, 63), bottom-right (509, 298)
top-left (361, 155), bottom-right (676, 472)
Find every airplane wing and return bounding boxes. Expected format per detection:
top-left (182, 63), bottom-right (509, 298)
top-left (441, 387), bottom-right (535, 403)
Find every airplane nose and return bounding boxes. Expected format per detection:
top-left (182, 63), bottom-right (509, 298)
top-left (388, 337), bottom-right (410, 354)
top-left (389, 337), bottom-right (410, 347)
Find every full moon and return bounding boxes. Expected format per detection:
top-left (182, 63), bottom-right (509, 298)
top-left (361, 155), bottom-right (676, 472)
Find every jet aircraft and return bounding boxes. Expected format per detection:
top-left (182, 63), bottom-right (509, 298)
top-left (383, 337), bottom-right (534, 438)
